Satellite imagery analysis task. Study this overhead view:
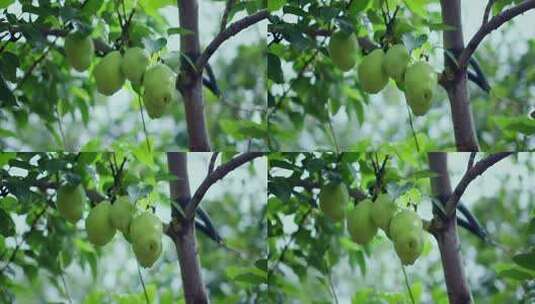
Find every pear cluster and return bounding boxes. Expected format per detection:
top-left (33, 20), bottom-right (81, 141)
top-left (85, 197), bottom-right (163, 268)
top-left (318, 189), bottom-right (425, 265)
top-left (55, 189), bottom-right (163, 268)
top-left (327, 35), bottom-right (438, 116)
top-left (63, 33), bottom-right (176, 119)
top-left (357, 44), bottom-right (436, 116)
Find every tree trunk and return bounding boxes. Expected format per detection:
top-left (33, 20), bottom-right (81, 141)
top-left (177, 0), bottom-right (211, 151)
top-left (167, 152), bottom-right (209, 304)
top-left (440, 0), bottom-right (479, 151)
top-left (428, 152), bottom-right (473, 304)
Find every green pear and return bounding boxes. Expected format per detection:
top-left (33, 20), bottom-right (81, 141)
top-left (404, 61), bottom-right (437, 116)
top-left (347, 199), bottom-right (378, 245)
top-left (121, 47), bottom-right (149, 85)
top-left (328, 31), bottom-right (358, 71)
top-left (370, 193), bottom-right (398, 231)
top-left (319, 182), bottom-right (349, 221)
top-left (142, 64), bottom-right (176, 118)
top-left (383, 44), bottom-right (409, 83)
top-left (109, 196), bottom-right (135, 234)
top-left (388, 209), bottom-right (422, 242)
top-left (130, 212), bottom-right (162, 242)
top-left (393, 229), bottom-right (424, 265)
top-left (85, 202), bottom-right (116, 246)
top-left (94, 51), bottom-right (125, 96)
top-left (132, 231), bottom-right (162, 268)
top-left (57, 184), bottom-right (87, 224)
top-left (358, 49), bottom-right (389, 94)
top-left (64, 33), bottom-right (94, 72)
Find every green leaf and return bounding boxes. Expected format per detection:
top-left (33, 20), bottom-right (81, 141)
top-left (0, 210), bottom-right (15, 237)
top-left (0, 0), bottom-right (15, 9)
top-left (513, 251), bottom-right (535, 271)
top-left (219, 119), bottom-right (267, 140)
top-left (268, 0), bottom-right (286, 12)
top-left (267, 53), bottom-right (284, 83)
top-left (498, 268), bottom-right (534, 281)
top-left (403, 0), bottom-right (429, 18)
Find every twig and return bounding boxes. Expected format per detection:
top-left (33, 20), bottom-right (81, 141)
top-left (445, 152), bottom-right (512, 217)
top-left (401, 265), bottom-right (416, 304)
top-left (137, 264), bottom-right (150, 304)
top-left (482, 0), bottom-right (495, 25)
top-left (466, 152), bottom-right (476, 170)
top-left (55, 106), bottom-right (66, 150)
top-left (220, 0), bottom-right (235, 32)
top-left (15, 37), bottom-right (58, 90)
top-left (406, 104), bottom-right (420, 152)
top-left (184, 152), bottom-right (264, 219)
top-left (268, 207), bottom-right (313, 277)
top-left (196, 10), bottom-right (269, 73)
top-left (137, 94), bottom-right (152, 153)
top-left (208, 152), bottom-right (219, 174)
top-left (457, 0), bottom-right (535, 70)
top-left (327, 116), bottom-right (339, 153)
top-left (0, 205), bottom-right (48, 274)
top-left (293, 179), bottom-right (368, 201)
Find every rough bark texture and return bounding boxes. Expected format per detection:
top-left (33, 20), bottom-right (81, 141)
top-left (167, 153), bottom-right (209, 304)
top-left (440, 0), bottom-right (479, 151)
top-left (178, 0), bottom-right (211, 151)
top-left (428, 152), bottom-right (473, 304)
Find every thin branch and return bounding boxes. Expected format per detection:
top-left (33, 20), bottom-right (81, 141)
top-left (33, 179), bottom-right (107, 203)
top-left (267, 26), bottom-right (379, 52)
top-left (1, 23), bottom-right (114, 54)
top-left (457, 0), bottom-right (535, 70)
top-left (196, 10), bottom-right (269, 72)
top-left (445, 152), bottom-right (512, 217)
top-left (292, 179), bottom-right (368, 201)
top-left (184, 152), bottom-right (264, 219)
top-left (268, 207), bottom-right (313, 277)
top-left (220, 0), bottom-right (235, 32)
top-left (204, 63), bottom-right (220, 96)
top-left (15, 37), bottom-right (58, 90)
top-left (0, 204), bottom-right (48, 274)
top-left (482, 0), bottom-right (495, 25)
top-left (208, 152), bottom-right (219, 174)
top-left (466, 152), bottom-right (476, 171)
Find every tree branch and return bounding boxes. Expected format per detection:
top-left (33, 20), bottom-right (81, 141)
top-left (1, 23), bottom-right (114, 54)
top-left (291, 179), bottom-right (368, 201)
top-left (440, 0), bottom-right (480, 151)
top-left (196, 10), bottom-right (269, 73)
top-left (482, 0), bottom-right (495, 25)
top-left (184, 152), bottom-right (264, 219)
top-left (267, 26), bottom-right (378, 52)
top-left (427, 152), bottom-right (472, 304)
top-left (0, 204), bottom-right (48, 274)
top-left (458, 0), bottom-right (535, 70)
top-left (178, 0), bottom-right (211, 152)
top-left (445, 152), bottom-right (512, 217)
top-left (219, 0), bottom-right (235, 32)
top-left (166, 152), bottom-right (208, 304)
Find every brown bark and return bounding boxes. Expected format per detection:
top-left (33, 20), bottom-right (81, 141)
top-left (167, 152), bottom-right (209, 304)
top-left (428, 152), bottom-right (473, 304)
top-left (178, 0), bottom-right (211, 151)
top-left (440, 0), bottom-right (479, 151)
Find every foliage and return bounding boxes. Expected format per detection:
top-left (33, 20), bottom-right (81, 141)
top-left (0, 0), bottom-right (266, 151)
top-left (0, 152), bottom-right (267, 302)
top-left (267, 0), bottom-right (535, 151)
top-left (267, 152), bottom-right (535, 303)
